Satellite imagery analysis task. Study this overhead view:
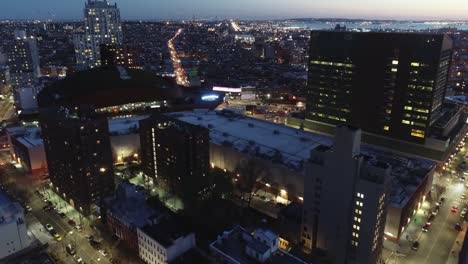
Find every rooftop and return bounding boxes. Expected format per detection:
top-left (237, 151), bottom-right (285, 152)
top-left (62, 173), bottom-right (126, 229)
top-left (104, 181), bottom-right (161, 228)
top-left (7, 125), bottom-right (43, 148)
top-left (0, 189), bottom-right (23, 226)
top-left (210, 226), bottom-right (309, 264)
top-left (108, 115), bottom-right (148, 136)
top-left (38, 67), bottom-right (182, 108)
top-left (169, 110), bottom-right (436, 208)
top-left (140, 216), bottom-right (193, 248)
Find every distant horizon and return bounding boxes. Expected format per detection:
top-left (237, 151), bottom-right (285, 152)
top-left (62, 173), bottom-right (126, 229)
top-left (1, 17), bottom-right (468, 23)
top-left (1, 0), bottom-right (468, 21)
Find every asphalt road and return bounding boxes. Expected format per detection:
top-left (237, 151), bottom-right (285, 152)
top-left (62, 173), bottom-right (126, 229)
top-left (402, 181), bottom-right (465, 264)
top-left (0, 151), bottom-right (111, 264)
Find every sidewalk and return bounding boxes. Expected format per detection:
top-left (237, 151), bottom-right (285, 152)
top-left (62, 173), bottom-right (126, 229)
top-left (446, 222), bottom-right (467, 264)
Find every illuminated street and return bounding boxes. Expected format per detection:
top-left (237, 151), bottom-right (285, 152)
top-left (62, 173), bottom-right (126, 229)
top-left (168, 28), bottom-right (189, 87)
top-left (383, 140), bottom-right (468, 264)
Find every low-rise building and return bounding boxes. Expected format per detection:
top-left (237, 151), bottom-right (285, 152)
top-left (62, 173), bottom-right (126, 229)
top-left (0, 190), bottom-right (31, 260)
top-left (137, 217), bottom-right (195, 264)
top-left (169, 110), bottom-right (436, 243)
top-left (103, 181), bottom-right (163, 253)
top-left (209, 226), bottom-right (308, 264)
top-left (6, 125), bottom-right (47, 176)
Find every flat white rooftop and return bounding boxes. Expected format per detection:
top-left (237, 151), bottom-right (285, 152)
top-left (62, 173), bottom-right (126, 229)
top-left (170, 110), bottom-right (332, 170)
top-left (169, 110), bottom-right (436, 208)
top-left (108, 115), bottom-right (148, 136)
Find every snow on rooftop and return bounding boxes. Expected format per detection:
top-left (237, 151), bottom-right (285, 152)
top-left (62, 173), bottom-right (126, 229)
top-left (169, 110), bottom-right (436, 207)
top-left (169, 111), bottom-right (333, 170)
top-left (108, 115), bottom-right (148, 136)
top-left (8, 126), bottom-right (43, 148)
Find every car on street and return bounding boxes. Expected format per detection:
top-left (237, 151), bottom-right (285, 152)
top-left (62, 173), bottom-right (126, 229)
top-left (25, 205), bottom-right (32, 212)
top-left (427, 214), bottom-right (435, 222)
top-left (422, 222), bottom-right (431, 232)
top-left (50, 230), bottom-right (62, 241)
top-left (461, 208), bottom-right (468, 218)
top-left (456, 223), bottom-right (462, 231)
top-left (98, 249), bottom-right (108, 257)
top-left (435, 205), bottom-right (440, 210)
top-left (432, 209), bottom-right (438, 216)
top-left (462, 194), bottom-right (466, 200)
top-left (68, 219), bottom-right (76, 227)
top-left (66, 244), bottom-right (76, 255)
top-left (411, 241), bottom-right (419, 251)
top-left (452, 205), bottom-right (459, 213)
top-left (75, 224), bottom-right (83, 232)
top-left (45, 224), bottom-right (54, 231)
top-left (73, 255), bottom-right (83, 263)
top-left (58, 212), bottom-right (66, 218)
top-left (440, 197), bottom-right (446, 203)
top-left (42, 205), bottom-right (52, 211)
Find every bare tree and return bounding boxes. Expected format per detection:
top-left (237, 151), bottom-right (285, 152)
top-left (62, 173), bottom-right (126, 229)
top-left (235, 157), bottom-right (270, 208)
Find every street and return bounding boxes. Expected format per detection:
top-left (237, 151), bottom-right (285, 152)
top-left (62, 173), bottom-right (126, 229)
top-left (0, 151), bottom-right (113, 264)
top-left (384, 139), bottom-right (468, 264)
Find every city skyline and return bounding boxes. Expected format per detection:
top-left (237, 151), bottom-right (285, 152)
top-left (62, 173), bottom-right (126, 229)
top-left (1, 0), bottom-right (468, 20)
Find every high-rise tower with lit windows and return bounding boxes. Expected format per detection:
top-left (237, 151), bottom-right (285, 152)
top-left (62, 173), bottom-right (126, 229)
top-left (74, 0), bottom-right (123, 70)
top-left (301, 125), bottom-right (390, 264)
top-left (306, 31), bottom-right (452, 145)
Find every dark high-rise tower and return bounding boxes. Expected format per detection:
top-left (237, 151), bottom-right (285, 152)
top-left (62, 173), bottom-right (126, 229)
top-left (40, 106), bottom-right (114, 216)
top-left (306, 31), bottom-right (452, 144)
top-left (139, 114), bottom-right (210, 208)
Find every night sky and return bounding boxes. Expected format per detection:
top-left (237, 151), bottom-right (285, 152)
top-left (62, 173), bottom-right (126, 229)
top-left (1, 0), bottom-right (467, 20)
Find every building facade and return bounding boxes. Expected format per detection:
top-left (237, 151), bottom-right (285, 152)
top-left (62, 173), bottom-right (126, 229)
top-left (100, 44), bottom-right (142, 69)
top-left (140, 114), bottom-right (210, 207)
top-left (137, 219), bottom-right (196, 264)
top-left (74, 0), bottom-right (123, 70)
top-left (301, 125), bottom-right (390, 264)
top-left (306, 31), bottom-right (453, 145)
top-left (40, 106), bottom-right (114, 216)
top-left (7, 30), bottom-right (41, 112)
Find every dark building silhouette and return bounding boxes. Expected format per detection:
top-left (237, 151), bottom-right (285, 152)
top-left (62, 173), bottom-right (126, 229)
top-left (40, 106), bottom-right (114, 216)
top-left (139, 114), bottom-right (210, 207)
top-left (306, 31), bottom-right (453, 144)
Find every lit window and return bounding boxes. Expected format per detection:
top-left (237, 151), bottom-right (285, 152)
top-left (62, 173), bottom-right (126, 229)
top-left (411, 62), bottom-right (420, 67)
top-left (392, 60), bottom-right (399, 65)
top-left (404, 106), bottom-right (413, 111)
top-left (402, 120), bottom-right (410, 125)
top-left (391, 68), bottom-right (398, 72)
top-left (383, 126), bottom-right (390, 131)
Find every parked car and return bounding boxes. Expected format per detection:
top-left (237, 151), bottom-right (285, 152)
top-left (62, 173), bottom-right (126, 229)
top-left (25, 205), bottom-right (32, 212)
top-left (45, 224), bottom-right (54, 231)
top-left (66, 244), bottom-right (76, 255)
top-left (452, 205), bottom-right (459, 213)
top-left (422, 222), bottom-right (431, 232)
top-left (98, 249), bottom-right (108, 257)
top-left (432, 209), bottom-right (438, 216)
top-left (456, 223), bottom-right (462, 231)
top-left (75, 225), bottom-right (83, 232)
top-left (461, 208), bottom-right (468, 218)
top-left (58, 212), bottom-right (66, 218)
top-left (73, 255), bottom-right (83, 263)
top-left (411, 241), bottom-right (420, 251)
top-left (42, 205), bottom-right (52, 211)
top-left (68, 220), bottom-right (76, 227)
top-left (427, 215), bottom-right (435, 222)
top-left (50, 230), bottom-right (62, 241)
